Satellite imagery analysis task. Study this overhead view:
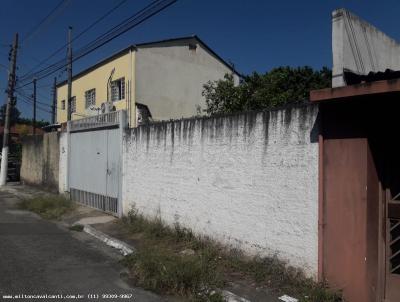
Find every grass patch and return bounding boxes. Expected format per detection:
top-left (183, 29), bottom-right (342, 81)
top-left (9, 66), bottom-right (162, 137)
top-left (18, 195), bottom-right (74, 220)
top-left (121, 245), bottom-right (224, 302)
top-left (68, 224), bottom-right (84, 232)
top-left (120, 208), bottom-right (342, 302)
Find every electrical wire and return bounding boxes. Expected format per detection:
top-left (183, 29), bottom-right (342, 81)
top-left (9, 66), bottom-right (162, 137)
top-left (0, 63), bottom-right (8, 71)
top-left (16, 90), bottom-right (51, 107)
top-left (15, 89), bottom-right (88, 118)
top-left (21, 0), bottom-right (129, 78)
top-left (16, 89), bottom-right (53, 107)
top-left (22, 0), bottom-right (71, 44)
top-left (17, 93), bottom-right (52, 114)
top-left (16, 0), bottom-right (177, 88)
top-left (19, 0), bottom-right (167, 82)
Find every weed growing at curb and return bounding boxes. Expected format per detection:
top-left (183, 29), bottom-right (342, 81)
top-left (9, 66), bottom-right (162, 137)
top-left (18, 195), bottom-right (74, 220)
top-left (121, 245), bottom-right (225, 302)
top-left (69, 224), bottom-right (84, 232)
top-left (120, 208), bottom-right (342, 302)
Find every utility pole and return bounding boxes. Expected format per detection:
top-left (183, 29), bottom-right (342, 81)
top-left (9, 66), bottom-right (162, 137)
top-left (0, 33), bottom-right (18, 186)
top-left (67, 26), bottom-right (72, 121)
top-left (32, 78), bottom-right (36, 135)
top-left (52, 77), bottom-right (57, 124)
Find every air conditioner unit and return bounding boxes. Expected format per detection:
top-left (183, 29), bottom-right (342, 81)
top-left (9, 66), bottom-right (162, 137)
top-left (100, 101), bottom-right (116, 114)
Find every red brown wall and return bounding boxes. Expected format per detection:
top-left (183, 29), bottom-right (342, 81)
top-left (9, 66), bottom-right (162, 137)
top-left (323, 137), bottom-right (369, 302)
top-left (321, 99), bottom-right (381, 302)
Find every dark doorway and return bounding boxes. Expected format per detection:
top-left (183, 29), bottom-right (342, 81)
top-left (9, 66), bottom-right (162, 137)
top-left (370, 106), bottom-right (400, 301)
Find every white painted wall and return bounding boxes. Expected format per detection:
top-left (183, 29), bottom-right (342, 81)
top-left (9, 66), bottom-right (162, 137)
top-left (332, 8), bottom-right (400, 87)
top-left (122, 105), bottom-right (320, 278)
top-left (135, 38), bottom-right (239, 121)
top-left (58, 131), bottom-right (68, 193)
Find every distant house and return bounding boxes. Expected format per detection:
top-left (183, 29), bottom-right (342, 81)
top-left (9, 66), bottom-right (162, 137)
top-left (0, 124), bottom-right (44, 142)
top-left (56, 35), bottom-right (240, 127)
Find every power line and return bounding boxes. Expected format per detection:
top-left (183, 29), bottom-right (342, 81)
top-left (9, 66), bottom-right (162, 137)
top-left (16, 91), bottom-right (47, 107)
top-left (15, 89), bottom-right (88, 118)
top-left (22, 0), bottom-right (71, 44)
top-left (16, 89), bottom-right (52, 107)
top-left (0, 63), bottom-right (8, 71)
top-left (20, 0), bottom-right (165, 82)
top-left (16, 0), bottom-right (177, 88)
top-left (35, 83), bottom-right (54, 89)
top-left (20, 85), bottom-right (52, 101)
top-left (21, 0), bottom-right (129, 78)
top-left (17, 95), bottom-right (52, 114)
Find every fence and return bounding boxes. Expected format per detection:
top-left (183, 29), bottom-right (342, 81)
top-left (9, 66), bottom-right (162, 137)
top-left (69, 111), bottom-right (120, 132)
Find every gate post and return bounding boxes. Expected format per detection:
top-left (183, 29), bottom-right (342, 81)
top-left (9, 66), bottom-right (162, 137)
top-left (118, 110), bottom-right (127, 217)
top-left (66, 121), bottom-right (71, 193)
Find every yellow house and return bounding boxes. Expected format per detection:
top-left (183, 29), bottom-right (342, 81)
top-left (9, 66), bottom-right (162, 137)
top-left (56, 36), bottom-right (240, 127)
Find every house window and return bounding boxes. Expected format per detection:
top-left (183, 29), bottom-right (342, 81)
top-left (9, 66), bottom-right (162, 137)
top-left (61, 100), bottom-right (65, 110)
top-left (85, 88), bottom-right (96, 108)
top-left (70, 96), bottom-right (76, 113)
top-left (111, 77), bottom-right (125, 102)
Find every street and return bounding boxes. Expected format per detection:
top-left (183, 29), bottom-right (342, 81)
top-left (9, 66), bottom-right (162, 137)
top-left (0, 189), bottom-right (162, 301)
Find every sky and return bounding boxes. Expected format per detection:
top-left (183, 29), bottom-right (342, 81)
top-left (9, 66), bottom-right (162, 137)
top-left (1, 0), bottom-right (400, 121)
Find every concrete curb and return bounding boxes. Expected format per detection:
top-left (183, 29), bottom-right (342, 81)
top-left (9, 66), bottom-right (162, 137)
top-left (82, 225), bottom-right (252, 301)
top-left (82, 224), bottom-right (135, 256)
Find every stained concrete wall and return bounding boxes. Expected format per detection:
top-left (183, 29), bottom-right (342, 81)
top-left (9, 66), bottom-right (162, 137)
top-left (332, 8), bottom-right (400, 87)
top-left (20, 132), bottom-right (60, 191)
top-left (122, 104), bottom-right (320, 278)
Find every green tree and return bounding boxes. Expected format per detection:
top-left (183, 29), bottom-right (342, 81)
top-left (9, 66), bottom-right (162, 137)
top-left (202, 66), bottom-right (331, 115)
top-left (0, 104), bottom-right (49, 127)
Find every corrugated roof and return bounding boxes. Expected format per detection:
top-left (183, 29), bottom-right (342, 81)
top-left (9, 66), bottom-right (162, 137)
top-left (344, 68), bottom-right (400, 85)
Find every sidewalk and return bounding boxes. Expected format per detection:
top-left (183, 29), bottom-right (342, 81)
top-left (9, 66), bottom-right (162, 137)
top-left (0, 183), bottom-right (164, 302)
top-left (1, 183), bottom-right (293, 302)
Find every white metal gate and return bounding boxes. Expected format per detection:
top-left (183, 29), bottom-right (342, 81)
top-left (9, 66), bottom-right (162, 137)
top-left (67, 111), bottom-right (126, 216)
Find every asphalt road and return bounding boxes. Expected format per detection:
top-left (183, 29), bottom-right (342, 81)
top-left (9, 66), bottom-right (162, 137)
top-left (0, 189), bottom-right (163, 302)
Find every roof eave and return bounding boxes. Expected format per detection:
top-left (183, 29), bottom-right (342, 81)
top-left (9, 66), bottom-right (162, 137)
top-left (56, 36), bottom-right (241, 88)
top-left (310, 78), bottom-right (400, 102)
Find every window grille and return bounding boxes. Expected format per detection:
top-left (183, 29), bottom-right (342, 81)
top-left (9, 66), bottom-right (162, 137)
top-left (389, 192), bottom-right (400, 275)
top-left (85, 88), bottom-right (96, 108)
top-left (70, 96), bottom-right (76, 113)
top-left (61, 100), bottom-right (65, 110)
top-left (389, 217), bottom-right (400, 274)
top-left (111, 77), bottom-right (125, 102)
